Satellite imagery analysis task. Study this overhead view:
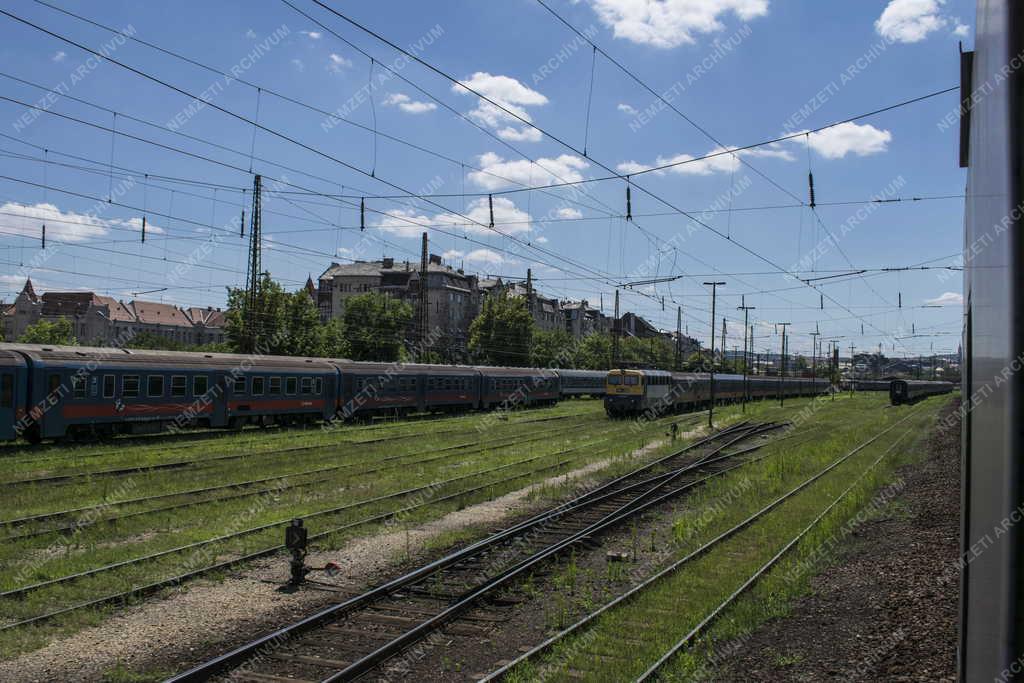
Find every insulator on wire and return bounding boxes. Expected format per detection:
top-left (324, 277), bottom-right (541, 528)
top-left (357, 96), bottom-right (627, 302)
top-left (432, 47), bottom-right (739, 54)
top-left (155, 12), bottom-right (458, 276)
top-left (898, 292), bottom-right (902, 308)
top-left (625, 182), bottom-right (633, 221)
top-left (41, 223), bottom-right (45, 250)
top-left (360, 198), bottom-right (366, 231)
top-left (488, 194), bottom-right (494, 228)
top-left (820, 294), bottom-right (823, 310)
top-left (912, 323), bottom-right (916, 334)
top-left (240, 209), bottom-right (246, 238)
top-left (141, 215), bottom-right (146, 243)
top-left (808, 172), bottom-right (816, 209)
top-left (861, 323), bottom-right (864, 335)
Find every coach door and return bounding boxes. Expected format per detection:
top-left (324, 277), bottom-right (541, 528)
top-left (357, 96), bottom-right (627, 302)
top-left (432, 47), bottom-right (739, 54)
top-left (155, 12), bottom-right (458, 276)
top-left (211, 372), bottom-right (229, 428)
top-left (0, 366), bottom-right (16, 441)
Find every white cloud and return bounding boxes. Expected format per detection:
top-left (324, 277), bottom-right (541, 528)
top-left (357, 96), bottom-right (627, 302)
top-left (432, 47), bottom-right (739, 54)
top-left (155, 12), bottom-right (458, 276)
top-left (497, 126), bottom-right (543, 142)
top-left (925, 292), bottom-right (964, 306)
top-left (381, 92), bottom-right (437, 114)
top-left (453, 72), bottom-right (547, 143)
top-left (51, 51), bottom-right (66, 63)
top-left (328, 53), bottom-right (353, 72)
top-left (245, 29), bottom-right (257, 39)
top-left (875, 0), bottom-right (949, 43)
top-left (374, 196), bottom-right (533, 237)
top-left (442, 249), bottom-right (464, 260)
top-left (300, 30), bottom-right (322, 39)
top-left (556, 207), bottom-right (583, 220)
top-left (535, 236), bottom-right (549, 243)
top-left (464, 248), bottom-right (506, 266)
top-left (584, 0), bottom-right (768, 49)
top-left (952, 22), bottom-right (970, 38)
top-left (468, 152), bottom-right (589, 191)
top-left (616, 144), bottom-right (794, 177)
top-left (291, 58), bottom-right (305, 73)
top-left (617, 103), bottom-right (639, 116)
top-left (801, 122), bottom-right (892, 159)
top-left (0, 202), bottom-right (163, 243)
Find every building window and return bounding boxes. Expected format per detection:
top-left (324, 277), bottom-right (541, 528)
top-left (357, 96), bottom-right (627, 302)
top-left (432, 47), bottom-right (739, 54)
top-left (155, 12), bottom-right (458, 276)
top-left (193, 375), bottom-right (209, 397)
top-left (269, 377), bottom-right (281, 395)
top-left (170, 376), bottom-right (187, 397)
top-left (103, 374), bottom-right (115, 398)
top-left (123, 375), bottom-right (140, 398)
top-left (286, 377), bottom-right (297, 395)
top-left (233, 377), bottom-right (246, 394)
top-left (148, 375), bottom-right (164, 397)
top-left (252, 377), bottom-right (265, 395)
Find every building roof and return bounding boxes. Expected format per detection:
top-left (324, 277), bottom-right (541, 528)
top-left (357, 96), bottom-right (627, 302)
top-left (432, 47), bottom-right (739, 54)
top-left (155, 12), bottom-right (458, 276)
top-left (20, 278), bottom-right (39, 303)
top-left (129, 300), bottom-right (192, 327)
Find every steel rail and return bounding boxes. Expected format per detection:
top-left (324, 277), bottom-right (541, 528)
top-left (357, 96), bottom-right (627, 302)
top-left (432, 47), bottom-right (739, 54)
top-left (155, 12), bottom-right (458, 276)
top-left (482, 408), bottom-right (924, 682)
top-left (635, 428), bottom-right (915, 681)
top-left (0, 418), bottom-right (670, 630)
top-left (162, 422), bottom-right (765, 682)
top-left (2, 419), bottom-right (591, 539)
top-left (1, 413), bottom-right (595, 486)
top-left (322, 424), bottom-right (785, 681)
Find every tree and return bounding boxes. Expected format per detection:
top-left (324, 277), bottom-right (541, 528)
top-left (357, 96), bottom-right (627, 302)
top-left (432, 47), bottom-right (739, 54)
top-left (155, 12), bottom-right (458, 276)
top-left (576, 332), bottom-right (612, 370)
top-left (530, 329), bottom-right (575, 367)
top-left (126, 331), bottom-right (191, 351)
top-left (342, 292), bottom-right (412, 362)
top-left (18, 317), bottom-right (75, 345)
top-left (469, 295), bottom-right (533, 366)
top-left (225, 273), bottom-right (350, 357)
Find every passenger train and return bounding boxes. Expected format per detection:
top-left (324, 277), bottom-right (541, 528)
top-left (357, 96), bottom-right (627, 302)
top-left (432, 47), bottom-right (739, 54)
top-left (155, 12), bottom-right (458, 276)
top-left (603, 368), bottom-right (831, 417)
top-left (0, 344), bottom-right (607, 443)
top-left (888, 379), bottom-right (955, 405)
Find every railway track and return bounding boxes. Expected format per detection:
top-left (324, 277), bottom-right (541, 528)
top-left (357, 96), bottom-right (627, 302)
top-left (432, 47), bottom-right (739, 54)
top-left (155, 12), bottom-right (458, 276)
top-left (1, 416), bottom-right (612, 541)
top-left (165, 420), bottom-right (787, 682)
top-left (0, 413), bottom-right (689, 631)
top-left (2, 412), bottom-right (592, 487)
top-left (482, 408), bottom-right (924, 682)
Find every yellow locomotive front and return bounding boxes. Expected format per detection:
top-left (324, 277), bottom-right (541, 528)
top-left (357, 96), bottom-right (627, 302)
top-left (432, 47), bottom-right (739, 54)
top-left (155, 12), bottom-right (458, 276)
top-left (604, 369), bottom-right (644, 416)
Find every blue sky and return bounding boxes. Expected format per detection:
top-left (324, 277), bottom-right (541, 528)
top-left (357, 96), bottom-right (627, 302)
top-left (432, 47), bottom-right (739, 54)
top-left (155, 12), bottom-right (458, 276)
top-left (0, 0), bottom-right (973, 358)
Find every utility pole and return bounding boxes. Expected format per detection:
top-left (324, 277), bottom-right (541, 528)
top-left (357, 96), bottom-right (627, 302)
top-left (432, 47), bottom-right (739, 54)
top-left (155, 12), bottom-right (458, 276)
top-left (704, 282), bottom-right (726, 429)
top-left (419, 232), bottom-right (429, 352)
top-left (243, 173), bottom-right (262, 353)
top-left (810, 326), bottom-right (821, 388)
top-left (737, 297), bottom-right (755, 410)
top-left (849, 344), bottom-right (857, 396)
top-left (611, 289), bottom-right (620, 368)
top-left (777, 323), bottom-right (791, 406)
top-left (721, 317), bottom-right (727, 369)
top-left (675, 305), bottom-right (683, 371)
top-left (525, 268), bottom-right (534, 318)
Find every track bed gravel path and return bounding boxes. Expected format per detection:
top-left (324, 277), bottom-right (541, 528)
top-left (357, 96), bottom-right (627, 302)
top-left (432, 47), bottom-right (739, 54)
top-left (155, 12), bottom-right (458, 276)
top-left (716, 399), bottom-right (960, 682)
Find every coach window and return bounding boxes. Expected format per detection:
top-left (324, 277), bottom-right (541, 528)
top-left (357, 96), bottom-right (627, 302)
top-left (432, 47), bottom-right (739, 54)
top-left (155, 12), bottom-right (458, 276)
top-left (252, 377), bottom-right (265, 395)
top-left (301, 377), bottom-right (313, 395)
top-left (71, 375), bottom-right (86, 399)
top-left (233, 377), bottom-right (246, 394)
top-left (103, 374), bottom-right (115, 398)
top-left (193, 375), bottom-right (209, 397)
top-left (269, 377), bottom-right (281, 395)
top-left (624, 376), bottom-right (639, 386)
top-left (608, 375), bottom-right (621, 385)
top-left (123, 375), bottom-right (139, 398)
top-left (148, 375), bottom-right (164, 398)
top-left (314, 378), bottom-right (323, 395)
top-left (1, 374), bottom-right (12, 408)
top-left (170, 376), bottom-right (187, 397)
top-left (286, 377), bottom-right (297, 395)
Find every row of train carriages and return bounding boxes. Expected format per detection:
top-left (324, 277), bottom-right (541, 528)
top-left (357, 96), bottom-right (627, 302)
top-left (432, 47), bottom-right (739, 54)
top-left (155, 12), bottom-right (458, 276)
top-left (603, 368), bottom-right (831, 417)
top-left (838, 377), bottom-right (955, 405)
top-left (0, 344), bottom-right (608, 443)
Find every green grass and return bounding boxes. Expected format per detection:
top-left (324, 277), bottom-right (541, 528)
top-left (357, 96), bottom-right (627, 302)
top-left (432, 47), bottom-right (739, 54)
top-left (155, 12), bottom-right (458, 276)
top-left (503, 393), bottom-right (952, 682)
top-left (0, 399), bottom-right (713, 660)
